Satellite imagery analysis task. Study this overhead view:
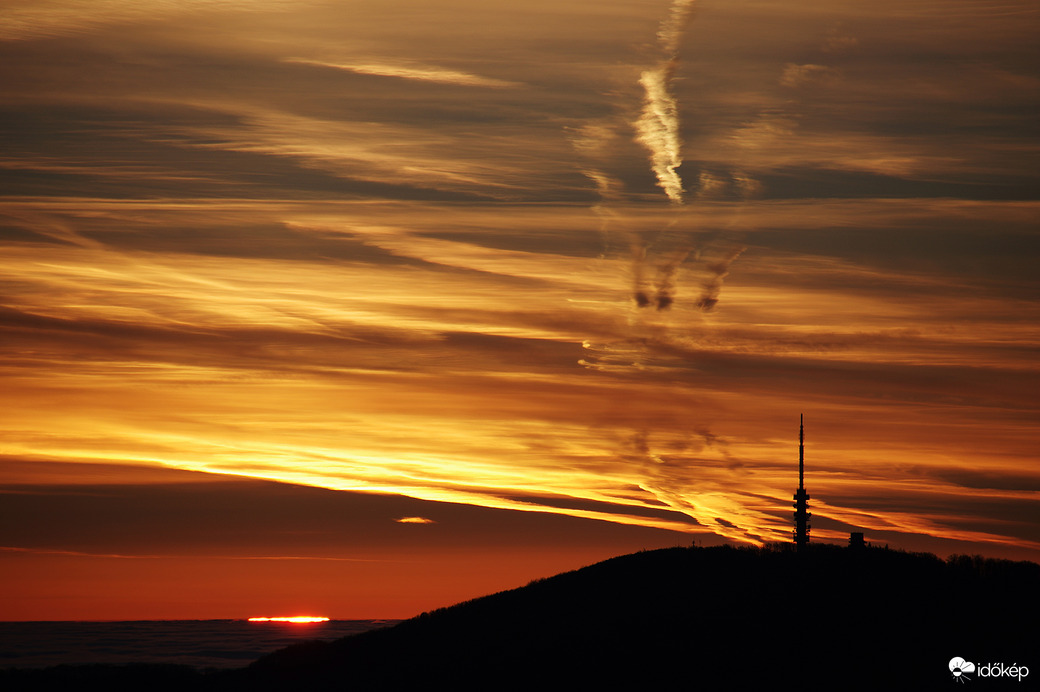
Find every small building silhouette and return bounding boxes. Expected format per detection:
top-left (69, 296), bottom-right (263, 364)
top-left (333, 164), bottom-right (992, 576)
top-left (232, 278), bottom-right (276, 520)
top-left (793, 414), bottom-right (811, 550)
top-left (849, 532), bottom-right (865, 549)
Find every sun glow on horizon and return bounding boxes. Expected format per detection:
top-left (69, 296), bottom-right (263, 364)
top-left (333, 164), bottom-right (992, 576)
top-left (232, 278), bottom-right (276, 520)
top-left (247, 616), bottom-right (330, 623)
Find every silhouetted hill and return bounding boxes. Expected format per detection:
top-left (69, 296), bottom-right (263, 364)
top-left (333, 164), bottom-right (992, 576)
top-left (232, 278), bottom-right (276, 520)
top-left (4, 544), bottom-right (1036, 690)
top-left (225, 544), bottom-right (1038, 690)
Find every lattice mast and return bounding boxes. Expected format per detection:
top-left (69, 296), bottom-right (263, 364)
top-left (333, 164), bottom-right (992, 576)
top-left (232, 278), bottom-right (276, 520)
top-left (793, 414), bottom-right (811, 549)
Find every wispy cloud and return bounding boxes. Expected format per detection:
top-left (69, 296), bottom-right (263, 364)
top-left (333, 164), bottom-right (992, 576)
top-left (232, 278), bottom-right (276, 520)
top-left (779, 63), bottom-right (842, 88)
top-left (283, 57), bottom-right (521, 89)
top-left (2, 195), bottom-right (1038, 552)
top-left (0, 0), bottom-right (303, 40)
top-left (1, 0), bottom-right (1038, 569)
top-left (0, 546), bottom-right (392, 561)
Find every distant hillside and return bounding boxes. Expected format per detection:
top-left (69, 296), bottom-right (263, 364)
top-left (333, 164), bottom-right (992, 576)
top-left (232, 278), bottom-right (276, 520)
top-left (4, 544), bottom-right (1035, 690)
top-left (223, 544), bottom-right (1038, 690)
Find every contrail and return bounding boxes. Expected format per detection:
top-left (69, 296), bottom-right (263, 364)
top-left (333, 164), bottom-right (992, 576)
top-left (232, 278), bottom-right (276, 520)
top-left (696, 244), bottom-right (746, 311)
top-left (634, 0), bottom-right (695, 205)
top-left (657, 0), bottom-right (697, 55)
top-left (652, 244), bottom-right (692, 310)
top-left (573, 0), bottom-right (731, 313)
top-left (630, 0), bottom-right (695, 310)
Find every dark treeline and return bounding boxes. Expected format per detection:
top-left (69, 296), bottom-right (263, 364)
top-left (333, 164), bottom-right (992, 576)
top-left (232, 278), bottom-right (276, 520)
top-left (3, 544), bottom-right (1037, 690)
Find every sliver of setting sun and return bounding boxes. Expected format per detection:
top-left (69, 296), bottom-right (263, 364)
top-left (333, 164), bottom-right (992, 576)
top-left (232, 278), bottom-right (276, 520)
top-left (247, 616), bottom-right (330, 623)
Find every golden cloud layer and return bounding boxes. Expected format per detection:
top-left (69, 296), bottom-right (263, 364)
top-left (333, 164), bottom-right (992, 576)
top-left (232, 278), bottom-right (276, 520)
top-left (1, 0), bottom-right (1038, 569)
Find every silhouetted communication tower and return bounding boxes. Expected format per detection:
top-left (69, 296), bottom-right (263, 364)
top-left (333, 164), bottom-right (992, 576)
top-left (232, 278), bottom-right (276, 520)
top-left (793, 414), bottom-right (811, 550)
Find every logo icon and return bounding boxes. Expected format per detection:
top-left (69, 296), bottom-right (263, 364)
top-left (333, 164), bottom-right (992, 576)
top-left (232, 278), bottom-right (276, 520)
top-left (950, 657), bottom-right (976, 683)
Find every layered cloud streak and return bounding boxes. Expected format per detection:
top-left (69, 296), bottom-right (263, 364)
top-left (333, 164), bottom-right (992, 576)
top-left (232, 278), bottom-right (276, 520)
top-left (1, 0), bottom-right (1039, 569)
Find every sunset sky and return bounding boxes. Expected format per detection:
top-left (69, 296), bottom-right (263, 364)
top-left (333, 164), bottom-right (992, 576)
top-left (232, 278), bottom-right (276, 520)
top-left (2, 0), bottom-right (1039, 621)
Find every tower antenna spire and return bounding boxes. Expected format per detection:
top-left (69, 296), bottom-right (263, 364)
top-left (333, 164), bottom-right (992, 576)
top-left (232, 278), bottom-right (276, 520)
top-left (799, 413), bottom-right (804, 490)
top-left (793, 414), bottom-right (811, 550)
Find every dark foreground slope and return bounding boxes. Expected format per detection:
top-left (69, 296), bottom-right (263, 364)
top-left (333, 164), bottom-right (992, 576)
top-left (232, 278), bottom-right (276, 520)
top-left (4, 544), bottom-right (1036, 690)
top-left (225, 544), bottom-right (1038, 690)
